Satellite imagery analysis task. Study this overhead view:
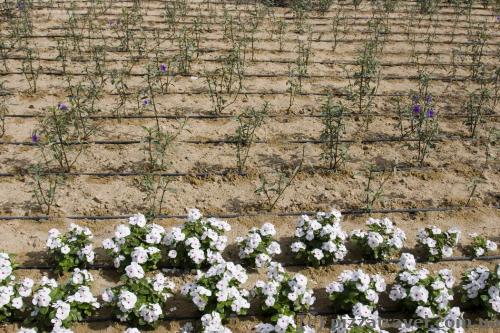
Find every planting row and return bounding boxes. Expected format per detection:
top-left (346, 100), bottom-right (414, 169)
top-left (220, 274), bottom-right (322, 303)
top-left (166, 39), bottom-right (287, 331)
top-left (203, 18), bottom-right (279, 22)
top-left (34, 210), bottom-right (497, 272)
top-left (1, 211), bottom-right (500, 332)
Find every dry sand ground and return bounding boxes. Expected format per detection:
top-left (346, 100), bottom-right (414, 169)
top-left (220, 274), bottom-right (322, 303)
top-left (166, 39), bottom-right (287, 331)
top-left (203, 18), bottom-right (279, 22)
top-left (0, 0), bottom-right (499, 331)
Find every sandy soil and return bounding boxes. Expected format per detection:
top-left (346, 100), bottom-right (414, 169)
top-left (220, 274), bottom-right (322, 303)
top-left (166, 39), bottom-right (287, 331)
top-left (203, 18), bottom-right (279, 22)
top-left (0, 0), bottom-right (499, 332)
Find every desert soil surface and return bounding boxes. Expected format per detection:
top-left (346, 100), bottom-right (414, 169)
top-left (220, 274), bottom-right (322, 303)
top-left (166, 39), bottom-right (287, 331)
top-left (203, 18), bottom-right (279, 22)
top-left (0, 0), bottom-right (499, 332)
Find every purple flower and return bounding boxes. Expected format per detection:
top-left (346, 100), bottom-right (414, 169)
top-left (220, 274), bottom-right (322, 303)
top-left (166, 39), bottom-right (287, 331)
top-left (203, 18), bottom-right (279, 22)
top-left (425, 95), bottom-right (432, 103)
top-left (426, 109), bottom-right (435, 118)
top-left (412, 104), bottom-right (421, 114)
top-left (160, 64), bottom-right (167, 74)
top-left (142, 99), bottom-right (150, 106)
top-left (31, 133), bottom-right (39, 143)
top-left (57, 103), bottom-right (68, 111)
top-left (16, 1), bottom-right (25, 10)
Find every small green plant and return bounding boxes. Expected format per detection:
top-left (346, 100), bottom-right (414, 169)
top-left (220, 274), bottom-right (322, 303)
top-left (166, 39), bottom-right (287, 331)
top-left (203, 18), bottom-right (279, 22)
top-left (0, 97), bottom-right (7, 138)
top-left (330, 6), bottom-right (347, 55)
top-left (363, 164), bottom-right (389, 212)
top-left (205, 46), bottom-right (245, 114)
top-left (484, 127), bottom-right (498, 167)
top-left (274, 17), bottom-right (287, 52)
top-left (467, 24), bottom-right (489, 81)
top-left (20, 46), bottom-right (41, 94)
top-left (255, 148), bottom-right (304, 211)
top-left (109, 63), bottom-right (134, 119)
top-left (414, 106), bottom-right (438, 166)
top-left (136, 174), bottom-right (174, 221)
top-left (346, 38), bottom-right (381, 130)
top-left (230, 102), bottom-right (268, 174)
top-left (466, 177), bottom-right (485, 206)
top-left (319, 96), bottom-right (349, 171)
top-left (28, 164), bottom-right (63, 215)
top-left (175, 27), bottom-right (196, 74)
top-left (464, 88), bottom-right (491, 138)
top-left (35, 104), bottom-right (86, 172)
top-left (295, 37), bottom-right (313, 91)
top-left (141, 117), bottom-right (185, 172)
top-left (286, 64), bottom-right (300, 112)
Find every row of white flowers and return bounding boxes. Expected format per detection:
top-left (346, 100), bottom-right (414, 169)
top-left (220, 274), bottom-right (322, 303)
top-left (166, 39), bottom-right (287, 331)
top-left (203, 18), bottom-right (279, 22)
top-left (1, 209), bottom-right (498, 333)
top-left (2, 248), bottom-right (500, 333)
top-left (45, 209), bottom-right (498, 276)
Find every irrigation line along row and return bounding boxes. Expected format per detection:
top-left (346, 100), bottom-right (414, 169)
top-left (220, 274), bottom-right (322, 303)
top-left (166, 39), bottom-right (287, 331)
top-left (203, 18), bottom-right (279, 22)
top-left (4, 32), bottom-right (500, 47)
top-left (4, 111), bottom-right (497, 120)
top-left (1, 205), bottom-right (499, 221)
top-left (1, 85), bottom-right (494, 99)
top-left (14, 255), bottom-right (500, 271)
top-left (1, 53), bottom-right (495, 69)
top-left (1, 68), bottom-right (495, 83)
top-left (16, 0), bottom-right (497, 9)
top-left (2, 42), bottom-right (497, 58)
top-left (42, 23), bottom-right (500, 40)
top-left (5, 309), bottom-right (495, 324)
top-left (0, 135), bottom-right (483, 147)
top-left (0, 164), bottom-right (456, 178)
top-left (22, 1), bottom-right (499, 21)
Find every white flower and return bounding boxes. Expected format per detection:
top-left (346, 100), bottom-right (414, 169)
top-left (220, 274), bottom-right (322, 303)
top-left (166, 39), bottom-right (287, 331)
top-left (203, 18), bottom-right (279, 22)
top-left (131, 247), bottom-right (149, 264)
top-left (139, 303), bottom-right (162, 323)
top-left (125, 262), bottom-right (145, 279)
top-left (54, 300), bottom-right (71, 320)
top-left (124, 329), bottom-right (141, 333)
top-left (187, 208), bottom-right (202, 221)
top-left (115, 224), bottom-right (131, 239)
top-left (102, 238), bottom-right (115, 250)
top-left (487, 241), bottom-right (497, 251)
top-left (326, 282), bottom-right (344, 293)
top-left (409, 286), bottom-right (429, 303)
top-left (18, 328), bottom-right (37, 333)
top-left (290, 242), bottom-right (306, 253)
top-left (168, 250), bottom-right (177, 258)
top-left (367, 232), bottom-right (384, 249)
top-left (32, 287), bottom-right (51, 307)
top-left (475, 247), bottom-right (485, 257)
top-left (399, 253), bottom-right (416, 271)
top-left (60, 245), bottom-right (71, 255)
top-left (267, 242), bottom-right (281, 255)
top-left (118, 290), bottom-right (137, 311)
top-left (389, 284), bottom-right (407, 301)
top-left (442, 246), bottom-right (453, 257)
top-left (415, 306), bottom-right (434, 319)
top-left (311, 249), bottom-right (324, 261)
top-left (129, 213), bottom-right (147, 227)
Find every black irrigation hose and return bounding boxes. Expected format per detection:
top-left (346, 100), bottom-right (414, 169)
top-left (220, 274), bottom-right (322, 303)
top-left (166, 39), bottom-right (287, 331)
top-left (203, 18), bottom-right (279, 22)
top-left (2, 43), bottom-right (496, 58)
top-left (0, 53), bottom-right (496, 69)
top-left (0, 136), bottom-right (482, 147)
top-left (15, 255), bottom-right (500, 271)
top-left (1, 205), bottom-right (498, 221)
top-left (14, 0), bottom-right (497, 9)
top-left (12, 15), bottom-right (498, 33)
top-left (41, 23), bottom-right (500, 40)
top-left (3, 112), bottom-right (498, 120)
top-left (7, 309), bottom-right (495, 324)
top-left (20, 1), bottom-right (499, 19)
top-left (3, 33), bottom-right (499, 47)
top-left (0, 165), bottom-right (457, 178)
top-left (0, 69), bottom-right (495, 83)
